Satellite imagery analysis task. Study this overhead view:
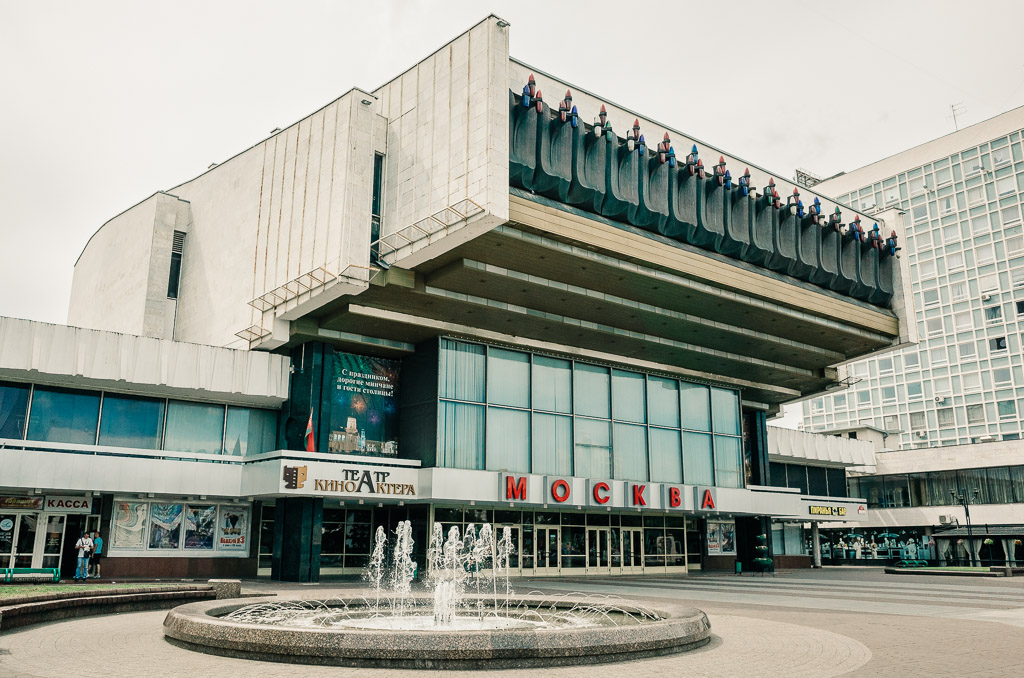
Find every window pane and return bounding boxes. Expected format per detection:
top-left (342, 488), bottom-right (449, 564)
top-left (149, 503), bottom-right (182, 549)
top-left (612, 423), bottom-right (648, 481)
top-left (612, 370), bottom-right (645, 423)
top-left (439, 339), bottom-right (485, 402)
top-left (711, 388), bottom-right (740, 435)
top-left (683, 431), bottom-right (714, 485)
top-left (438, 401), bottom-right (484, 469)
top-left (27, 387), bottom-right (100, 445)
top-left (714, 436), bottom-right (742, 488)
top-left (487, 348), bottom-right (530, 408)
top-left (0, 382), bottom-right (30, 439)
top-left (574, 418), bottom-right (610, 478)
top-left (225, 407), bottom-right (278, 456)
top-left (532, 355), bottom-right (571, 413)
top-left (680, 383), bottom-right (711, 431)
top-left (98, 394), bottom-right (164, 449)
top-left (573, 364), bottom-right (610, 418)
top-left (647, 377), bottom-right (680, 428)
top-left (486, 407), bottom-right (529, 473)
top-left (531, 413), bottom-right (572, 476)
top-left (164, 401), bottom-right (224, 454)
top-left (649, 427), bottom-right (682, 484)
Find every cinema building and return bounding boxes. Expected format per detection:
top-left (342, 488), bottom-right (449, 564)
top-left (0, 16), bottom-right (911, 581)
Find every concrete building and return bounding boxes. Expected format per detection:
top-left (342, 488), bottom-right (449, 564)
top-left (2, 16), bottom-right (908, 581)
top-left (799, 106), bottom-right (1024, 566)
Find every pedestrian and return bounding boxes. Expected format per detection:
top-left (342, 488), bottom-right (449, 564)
top-left (89, 530), bottom-right (103, 579)
top-left (74, 531), bottom-right (93, 582)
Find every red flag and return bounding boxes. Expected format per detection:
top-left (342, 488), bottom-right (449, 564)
top-left (304, 411), bottom-right (315, 452)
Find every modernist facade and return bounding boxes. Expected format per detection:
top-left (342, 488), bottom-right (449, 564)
top-left (799, 107), bottom-right (1024, 566)
top-left (2, 17), bottom-right (909, 581)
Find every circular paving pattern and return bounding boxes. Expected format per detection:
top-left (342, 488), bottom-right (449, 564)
top-left (0, 609), bottom-right (870, 677)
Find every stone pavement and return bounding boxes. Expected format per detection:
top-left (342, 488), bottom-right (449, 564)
top-left (0, 567), bottom-right (1022, 677)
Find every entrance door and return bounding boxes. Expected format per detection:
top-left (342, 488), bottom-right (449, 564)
top-left (61, 515), bottom-right (89, 579)
top-left (38, 514), bottom-right (66, 569)
top-left (493, 525), bottom-right (522, 575)
top-left (587, 528), bottom-right (610, 572)
top-left (536, 527), bottom-right (560, 571)
top-left (622, 528), bottom-right (644, 572)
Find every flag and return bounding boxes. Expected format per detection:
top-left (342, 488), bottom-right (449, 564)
top-left (304, 410), bottom-right (315, 452)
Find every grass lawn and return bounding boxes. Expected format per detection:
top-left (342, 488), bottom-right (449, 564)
top-left (0, 582), bottom-right (171, 602)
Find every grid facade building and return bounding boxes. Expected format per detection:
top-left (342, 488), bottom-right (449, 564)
top-left (801, 107), bottom-right (1024, 449)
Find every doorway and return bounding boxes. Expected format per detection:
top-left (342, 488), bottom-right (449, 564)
top-left (493, 524), bottom-right (522, 574)
top-left (621, 527), bottom-right (643, 572)
top-left (536, 526), bottom-right (560, 572)
top-left (587, 528), bottom-right (610, 572)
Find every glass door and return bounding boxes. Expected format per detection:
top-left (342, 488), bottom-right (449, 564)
top-left (536, 526), bottom-right (560, 572)
top-left (622, 528), bottom-right (644, 572)
top-left (587, 528), bottom-right (610, 573)
top-left (493, 524), bottom-right (522, 575)
top-left (40, 515), bottom-right (66, 569)
top-left (13, 514), bottom-right (38, 568)
top-left (0, 514), bottom-right (15, 568)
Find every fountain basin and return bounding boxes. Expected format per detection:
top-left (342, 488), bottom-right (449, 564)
top-left (163, 594), bottom-right (711, 669)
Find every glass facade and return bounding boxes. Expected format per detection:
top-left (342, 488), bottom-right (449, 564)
top-left (436, 339), bottom-right (743, 486)
top-left (0, 380), bottom-right (277, 456)
top-left (848, 465), bottom-right (1024, 508)
top-left (803, 127), bottom-right (1024, 448)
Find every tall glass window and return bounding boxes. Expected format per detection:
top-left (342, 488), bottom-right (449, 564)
top-left (439, 339), bottom-right (485, 402)
top-left (97, 394), bottom-right (164, 449)
top-left (573, 364), bottom-right (610, 418)
top-left (611, 370), bottom-right (645, 423)
top-left (486, 407), bottom-right (529, 472)
top-left (680, 383), bottom-right (711, 431)
top-left (27, 387), bottom-right (100, 445)
top-left (711, 388), bottom-right (740, 435)
top-left (487, 348), bottom-right (529, 408)
top-left (649, 427), bottom-right (682, 483)
top-left (646, 377), bottom-right (679, 428)
top-left (714, 436), bottom-right (743, 488)
top-left (574, 418), bottom-right (610, 478)
top-left (164, 401), bottom-right (224, 454)
top-left (224, 407), bottom-right (278, 455)
top-left (0, 382), bottom-right (30, 439)
top-left (532, 413), bottom-right (572, 475)
top-left (683, 432), bottom-right (714, 485)
top-left (612, 423), bottom-right (648, 480)
top-left (438, 401), bottom-right (484, 469)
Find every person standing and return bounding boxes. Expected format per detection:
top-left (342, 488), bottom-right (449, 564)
top-left (89, 530), bottom-right (103, 579)
top-left (74, 531), bottom-right (93, 582)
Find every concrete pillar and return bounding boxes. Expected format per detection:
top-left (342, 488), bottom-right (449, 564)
top-left (811, 521), bottom-right (822, 568)
top-left (271, 497), bottom-right (323, 582)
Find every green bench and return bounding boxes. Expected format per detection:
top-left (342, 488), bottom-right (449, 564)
top-left (895, 559), bottom-right (928, 568)
top-left (1, 567), bottom-right (61, 583)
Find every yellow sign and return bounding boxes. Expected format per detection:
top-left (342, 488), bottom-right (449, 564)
top-left (809, 505), bottom-right (847, 516)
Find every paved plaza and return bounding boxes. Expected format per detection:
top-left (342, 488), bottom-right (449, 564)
top-left (1, 567), bottom-right (1022, 677)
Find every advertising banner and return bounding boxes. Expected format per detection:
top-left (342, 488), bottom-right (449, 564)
top-left (217, 507), bottom-right (249, 551)
top-left (706, 520), bottom-right (736, 556)
top-left (329, 352), bottom-right (400, 457)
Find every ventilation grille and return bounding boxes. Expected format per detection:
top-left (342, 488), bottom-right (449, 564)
top-left (172, 231), bottom-right (186, 254)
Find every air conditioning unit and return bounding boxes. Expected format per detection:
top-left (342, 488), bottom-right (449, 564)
top-left (934, 396), bottom-right (947, 403)
top-left (982, 293), bottom-right (992, 301)
top-left (978, 435), bottom-right (997, 443)
top-left (914, 431), bottom-right (928, 438)
top-left (939, 515), bottom-right (950, 524)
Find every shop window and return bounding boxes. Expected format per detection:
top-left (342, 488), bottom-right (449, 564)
top-left (97, 394), bottom-right (164, 450)
top-left (26, 386), bottom-right (100, 445)
top-left (164, 401), bottom-right (224, 454)
top-left (0, 382), bottom-right (30, 439)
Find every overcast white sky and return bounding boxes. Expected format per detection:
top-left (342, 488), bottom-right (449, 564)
top-left (2, 1), bottom-right (1022, 408)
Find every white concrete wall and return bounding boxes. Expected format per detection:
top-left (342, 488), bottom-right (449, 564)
top-left (768, 426), bottom-right (876, 467)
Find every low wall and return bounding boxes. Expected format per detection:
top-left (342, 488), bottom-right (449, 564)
top-left (101, 557), bottom-right (257, 579)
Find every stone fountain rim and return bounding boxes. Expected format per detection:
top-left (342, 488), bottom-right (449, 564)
top-left (162, 593), bottom-right (711, 669)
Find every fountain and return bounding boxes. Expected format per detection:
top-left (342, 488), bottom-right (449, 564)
top-left (163, 520), bottom-right (711, 668)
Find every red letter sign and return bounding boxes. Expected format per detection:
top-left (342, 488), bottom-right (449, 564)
top-left (593, 481), bottom-right (610, 504)
top-left (632, 484), bottom-right (647, 506)
top-left (701, 489), bottom-right (716, 510)
top-left (506, 476), bottom-right (527, 501)
top-left (551, 479), bottom-right (571, 503)
top-left (668, 487), bottom-right (681, 508)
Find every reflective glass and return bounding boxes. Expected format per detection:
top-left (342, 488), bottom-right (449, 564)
top-left (98, 394), bottom-right (164, 449)
top-left (711, 388), bottom-right (740, 435)
top-left (531, 413), bottom-right (571, 476)
top-left (486, 407), bottom-right (529, 473)
top-left (164, 401), bottom-right (224, 454)
top-left (487, 348), bottom-right (529, 408)
top-left (680, 383), bottom-right (711, 431)
top-left (27, 387), bottom-right (100, 445)
top-left (714, 436), bottom-right (742, 488)
top-left (574, 417), bottom-right (610, 478)
top-left (438, 401), bottom-right (484, 469)
top-left (649, 427), bottom-right (682, 484)
top-left (646, 377), bottom-right (679, 428)
top-left (224, 407), bottom-right (278, 456)
top-left (573, 364), bottom-right (610, 418)
top-left (612, 423), bottom-right (648, 480)
top-left (439, 339), bottom-right (485, 402)
top-left (0, 382), bottom-right (30, 439)
top-left (683, 431), bottom-right (713, 485)
top-left (532, 356), bottom-right (571, 413)
top-left (611, 370), bottom-right (645, 423)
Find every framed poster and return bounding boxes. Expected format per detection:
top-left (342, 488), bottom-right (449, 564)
top-left (218, 507), bottom-right (249, 551)
top-left (328, 352), bottom-right (400, 456)
top-left (706, 520), bottom-right (737, 556)
top-left (184, 505), bottom-right (216, 550)
top-left (148, 503), bottom-right (183, 549)
top-left (112, 501), bottom-right (149, 549)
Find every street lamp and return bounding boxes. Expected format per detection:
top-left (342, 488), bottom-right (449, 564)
top-left (951, 487), bottom-right (980, 566)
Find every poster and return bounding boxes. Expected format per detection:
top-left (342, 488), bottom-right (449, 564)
top-left (148, 503), bottom-right (183, 549)
top-left (329, 352), bottom-right (400, 457)
top-left (112, 501), bottom-right (148, 549)
top-left (184, 505), bottom-right (216, 550)
top-left (706, 521), bottom-right (736, 556)
top-left (218, 507), bottom-right (249, 551)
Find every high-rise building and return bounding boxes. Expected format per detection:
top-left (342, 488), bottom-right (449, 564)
top-left (801, 106), bottom-right (1024, 450)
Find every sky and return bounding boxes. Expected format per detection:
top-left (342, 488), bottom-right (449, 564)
top-left (2, 1), bottom-right (1022, 425)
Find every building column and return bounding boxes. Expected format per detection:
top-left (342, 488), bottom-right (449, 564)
top-left (271, 497), bottom-right (323, 582)
top-left (811, 521), bottom-right (822, 568)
